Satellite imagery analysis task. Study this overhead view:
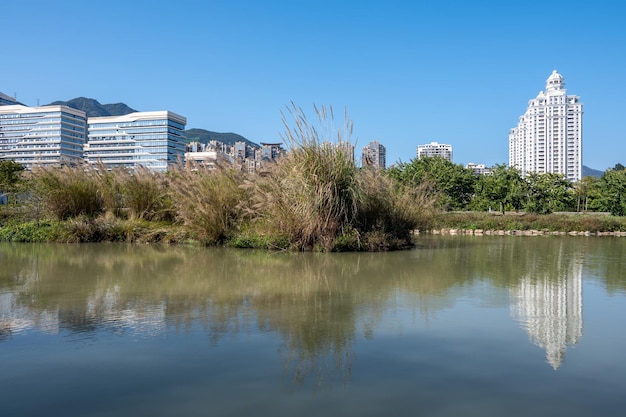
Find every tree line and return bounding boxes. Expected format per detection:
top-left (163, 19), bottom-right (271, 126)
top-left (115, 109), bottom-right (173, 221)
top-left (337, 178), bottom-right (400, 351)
top-left (2, 157), bottom-right (626, 220)
top-left (386, 158), bottom-right (626, 216)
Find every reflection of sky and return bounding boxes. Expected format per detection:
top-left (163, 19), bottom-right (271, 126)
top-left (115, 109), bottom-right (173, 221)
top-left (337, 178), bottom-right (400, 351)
top-left (0, 287), bottom-right (166, 338)
top-left (0, 292), bottom-right (59, 336)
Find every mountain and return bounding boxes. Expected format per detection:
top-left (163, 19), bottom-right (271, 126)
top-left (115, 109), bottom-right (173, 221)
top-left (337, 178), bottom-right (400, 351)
top-left (582, 165), bottom-right (603, 178)
top-left (48, 97), bottom-right (137, 117)
top-left (47, 97), bottom-right (260, 146)
top-left (185, 128), bottom-right (259, 148)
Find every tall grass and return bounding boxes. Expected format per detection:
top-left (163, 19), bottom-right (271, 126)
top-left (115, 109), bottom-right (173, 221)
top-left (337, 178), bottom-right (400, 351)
top-left (237, 104), bottom-right (438, 251)
top-left (5, 105), bottom-right (439, 250)
top-left (31, 165), bottom-right (104, 220)
top-left (168, 164), bottom-right (247, 245)
top-left (357, 170), bottom-right (438, 250)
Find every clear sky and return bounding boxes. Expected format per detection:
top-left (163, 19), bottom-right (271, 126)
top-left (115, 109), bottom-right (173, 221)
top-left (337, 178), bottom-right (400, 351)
top-left (3, 0), bottom-right (625, 170)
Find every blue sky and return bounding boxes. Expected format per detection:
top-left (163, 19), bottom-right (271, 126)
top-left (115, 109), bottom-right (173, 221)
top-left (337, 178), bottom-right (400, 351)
top-left (3, 0), bottom-right (625, 170)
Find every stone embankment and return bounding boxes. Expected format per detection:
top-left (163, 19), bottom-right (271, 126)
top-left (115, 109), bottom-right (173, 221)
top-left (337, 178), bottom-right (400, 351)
top-left (424, 229), bottom-right (626, 237)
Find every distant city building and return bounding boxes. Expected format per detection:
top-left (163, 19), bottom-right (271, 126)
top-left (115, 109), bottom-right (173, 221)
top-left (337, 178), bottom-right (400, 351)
top-left (0, 104), bottom-right (87, 168)
top-left (509, 70), bottom-right (583, 182)
top-left (362, 141), bottom-right (386, 169)
top-left (185, 141), bottom-right (218, 169)
top-left (185, 140), bottom-right (284, 173)
top-left (257, 142), bottom-right (284, 161)
top-left (417, 142), bottom-right (452, 161)
top-left (85, 111), bottom-right (186, 172)
top-left (466, 162), bottom-right (492, 176)
top-left (0, 91), bottom-right (18, 106)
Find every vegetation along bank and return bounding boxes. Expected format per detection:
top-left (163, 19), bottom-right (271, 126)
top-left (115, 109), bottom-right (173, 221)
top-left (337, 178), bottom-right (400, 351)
top-left (1, 106), bottom-right (626, 249)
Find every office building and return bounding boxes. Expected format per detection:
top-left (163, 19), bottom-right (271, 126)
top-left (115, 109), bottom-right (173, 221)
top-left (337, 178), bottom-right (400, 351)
top-left (0, 104), bottom-right (87, 168)
top-left (361, 141), bottom-right (386, 169)
top-left (417, 142), bottom-right (452, 161)
top-left (509, 70), bottom-right (583, 182)
top-left (85, 111), bottom-right (186, 172)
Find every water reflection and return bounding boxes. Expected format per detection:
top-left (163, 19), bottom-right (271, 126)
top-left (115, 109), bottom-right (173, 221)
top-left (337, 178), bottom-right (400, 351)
top-left (509, 240), bottom-right (583, 369)
top-left (0, 237), bottom-right (625, 380)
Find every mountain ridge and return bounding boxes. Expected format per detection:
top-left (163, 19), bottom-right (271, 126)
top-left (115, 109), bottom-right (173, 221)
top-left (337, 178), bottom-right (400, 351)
top-left (48, 97), bottom-right (260, 147)
top-left (48, 97), bottom-right (137, 118)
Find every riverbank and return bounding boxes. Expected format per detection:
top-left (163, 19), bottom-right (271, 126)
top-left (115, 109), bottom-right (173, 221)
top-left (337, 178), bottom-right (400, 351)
top-left (425, 228), bottom-right (626, 236)
top-left (426, 211), bottom-right (626, 236)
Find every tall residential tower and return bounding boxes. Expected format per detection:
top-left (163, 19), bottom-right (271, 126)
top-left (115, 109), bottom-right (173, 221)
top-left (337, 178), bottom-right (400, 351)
top-left (361, 141), bottom-right (386, 169)
top-left (509, 70), bottom-right (583, 182)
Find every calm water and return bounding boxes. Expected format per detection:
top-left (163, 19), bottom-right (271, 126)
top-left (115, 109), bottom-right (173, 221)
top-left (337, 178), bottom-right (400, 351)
top-left (1, 237), bottom-right (625, 417)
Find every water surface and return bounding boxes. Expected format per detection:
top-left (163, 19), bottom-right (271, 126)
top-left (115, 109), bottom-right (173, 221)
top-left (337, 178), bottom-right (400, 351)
top-left (1, 237), bottom-right (625, 416)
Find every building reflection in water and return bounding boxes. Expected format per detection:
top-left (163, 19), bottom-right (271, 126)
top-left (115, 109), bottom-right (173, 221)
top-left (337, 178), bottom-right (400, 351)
top-left (509, 250), bottom-right (583, 370)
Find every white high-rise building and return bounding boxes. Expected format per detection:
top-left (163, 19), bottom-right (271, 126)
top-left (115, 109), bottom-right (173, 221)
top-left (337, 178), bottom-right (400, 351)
top-left (85, 111), bottom-right (186, 172)
top-left (509, 70), bottom-right (583, 182)
top-left (417, 142), bottom-right (452, 161)
top-left (0, 104), bottom-right (87, 168)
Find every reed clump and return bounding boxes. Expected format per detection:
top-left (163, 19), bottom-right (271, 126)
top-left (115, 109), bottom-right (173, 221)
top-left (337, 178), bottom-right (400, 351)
top-left (235, 104), bottom-right (437, 251)
top-left (31, 165), bottom-right (104, 220)
top-left (167, 163), bottom-right (248, 245)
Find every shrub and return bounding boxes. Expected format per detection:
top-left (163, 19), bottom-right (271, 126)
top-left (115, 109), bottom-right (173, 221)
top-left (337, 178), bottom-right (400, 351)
top-left (30, 165), bottom-right (104, 220)
top-left (168, 164), bottom-right (247, 245)
top-left (240, 104), bottom-right (438, 251)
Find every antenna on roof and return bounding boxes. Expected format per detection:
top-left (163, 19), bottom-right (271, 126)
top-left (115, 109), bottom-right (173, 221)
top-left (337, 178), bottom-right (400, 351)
top-left (37, 99), bottom-right (40, 106)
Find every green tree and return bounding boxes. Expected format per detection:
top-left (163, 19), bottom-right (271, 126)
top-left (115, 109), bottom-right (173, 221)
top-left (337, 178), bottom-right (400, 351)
top-left (386, 157), bottom-right (476, 210)
top-left (590, 168), bottom-right (626, 216)
top-left (0, 160), bottom-right (26, 204)
top-left (472, 164), bottom-right (526, 214)
top-left (524, 172), bottom-right (573, 214)
top-left (574, 176), bottom-right (597, 212)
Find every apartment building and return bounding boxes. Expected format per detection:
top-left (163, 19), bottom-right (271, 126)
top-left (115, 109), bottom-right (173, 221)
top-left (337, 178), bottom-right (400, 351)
top-left (509, 70), bottom-right (583, 182)
top-left (361, 141), bottom-right (386, 169)
top-left (417, 141), bottom-right (453, 161)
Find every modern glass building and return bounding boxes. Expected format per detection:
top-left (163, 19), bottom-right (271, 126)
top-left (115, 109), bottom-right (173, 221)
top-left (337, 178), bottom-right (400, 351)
top-left (85, 111), bottom-right (187, 172)
top-left (0, 104), bottom-right (87, 168)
